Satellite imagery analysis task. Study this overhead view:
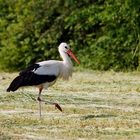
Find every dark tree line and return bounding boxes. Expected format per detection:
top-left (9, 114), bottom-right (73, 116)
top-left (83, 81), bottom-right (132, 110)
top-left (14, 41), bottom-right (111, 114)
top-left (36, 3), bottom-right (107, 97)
top-left (0, 0), bottom-right (140, 71)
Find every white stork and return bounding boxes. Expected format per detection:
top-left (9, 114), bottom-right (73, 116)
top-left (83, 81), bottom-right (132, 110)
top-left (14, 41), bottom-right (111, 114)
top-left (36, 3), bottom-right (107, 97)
top-left (7, 42), bottom-right (80, 116)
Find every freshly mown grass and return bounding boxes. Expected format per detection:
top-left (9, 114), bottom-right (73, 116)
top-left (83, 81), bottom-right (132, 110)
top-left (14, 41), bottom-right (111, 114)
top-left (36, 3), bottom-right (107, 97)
top-left (0, 71), bottom-right (140, 140)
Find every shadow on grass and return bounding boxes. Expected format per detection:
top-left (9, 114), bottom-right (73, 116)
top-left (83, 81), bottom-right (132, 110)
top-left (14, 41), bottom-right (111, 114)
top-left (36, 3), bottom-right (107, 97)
top-left (81, 114), bottom-right (116, 120)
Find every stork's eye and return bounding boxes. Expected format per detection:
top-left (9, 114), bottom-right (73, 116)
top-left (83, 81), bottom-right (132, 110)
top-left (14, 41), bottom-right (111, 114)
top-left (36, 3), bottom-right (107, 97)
top-left (65, 46), bottom-right (68, 49)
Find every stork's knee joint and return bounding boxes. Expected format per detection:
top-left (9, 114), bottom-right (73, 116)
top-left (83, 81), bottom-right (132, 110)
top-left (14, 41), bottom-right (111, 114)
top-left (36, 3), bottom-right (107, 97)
top-left (37, 97), bottom-right (41, 101)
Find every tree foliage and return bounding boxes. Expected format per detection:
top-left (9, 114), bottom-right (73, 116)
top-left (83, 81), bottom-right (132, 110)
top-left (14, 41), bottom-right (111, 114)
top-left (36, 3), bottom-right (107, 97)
top-left (0, 0), bottom-right (140, 71)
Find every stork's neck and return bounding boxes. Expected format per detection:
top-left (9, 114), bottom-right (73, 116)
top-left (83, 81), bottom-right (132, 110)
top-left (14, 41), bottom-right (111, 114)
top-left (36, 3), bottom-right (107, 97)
top-left (59, 51), bottom-right (73, 80)
top-left (59, 51), bottom-right (72, 67)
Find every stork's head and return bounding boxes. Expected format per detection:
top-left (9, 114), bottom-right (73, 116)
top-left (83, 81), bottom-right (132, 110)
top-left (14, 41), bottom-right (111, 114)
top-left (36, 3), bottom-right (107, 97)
top-left (58, 42), bottom-right (80, 64)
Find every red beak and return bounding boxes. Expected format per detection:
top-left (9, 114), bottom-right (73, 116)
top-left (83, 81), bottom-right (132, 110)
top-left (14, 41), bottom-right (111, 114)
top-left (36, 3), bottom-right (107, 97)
top-left (67, 49), bottom-right (80, 64)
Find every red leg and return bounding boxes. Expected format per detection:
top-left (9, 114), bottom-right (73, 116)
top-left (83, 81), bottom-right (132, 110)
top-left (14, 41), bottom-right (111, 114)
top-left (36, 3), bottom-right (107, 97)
top-left (37, 86), bottom-right (43, 118)
top-left (37, 86), bottom-right (62, 116)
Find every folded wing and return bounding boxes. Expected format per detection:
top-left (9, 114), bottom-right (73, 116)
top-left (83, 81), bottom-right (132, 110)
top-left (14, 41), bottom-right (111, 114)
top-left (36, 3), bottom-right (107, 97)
top-left (7, 62), bottom-right (59, 92)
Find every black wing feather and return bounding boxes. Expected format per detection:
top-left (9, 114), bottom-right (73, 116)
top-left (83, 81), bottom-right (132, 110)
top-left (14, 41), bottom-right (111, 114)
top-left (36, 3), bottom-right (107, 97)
top-left (19, 64), bottom-right (40, 75)
top-left (7, 64), bottom-right (57, 92)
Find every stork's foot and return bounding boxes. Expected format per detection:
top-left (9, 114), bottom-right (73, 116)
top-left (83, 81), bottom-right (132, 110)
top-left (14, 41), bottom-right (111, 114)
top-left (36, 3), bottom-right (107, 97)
top-left (37, 97), bottom-right (62, 112)
top-left (54, 103), bottom-right (63, 112)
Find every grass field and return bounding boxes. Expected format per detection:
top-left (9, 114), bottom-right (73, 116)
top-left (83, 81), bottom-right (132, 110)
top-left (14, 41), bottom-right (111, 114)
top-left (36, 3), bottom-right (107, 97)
top-left (0, 71), bottom-right (140, 140)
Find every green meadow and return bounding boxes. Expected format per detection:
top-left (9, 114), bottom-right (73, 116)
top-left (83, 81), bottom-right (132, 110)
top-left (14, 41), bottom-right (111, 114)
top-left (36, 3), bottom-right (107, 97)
top-left (0, 71), bottom-right (140, 140)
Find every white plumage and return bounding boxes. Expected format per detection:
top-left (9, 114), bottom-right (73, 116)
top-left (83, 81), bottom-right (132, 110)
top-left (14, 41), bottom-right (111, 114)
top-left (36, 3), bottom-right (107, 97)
top-left (7, 42), bottom-right (80, 117)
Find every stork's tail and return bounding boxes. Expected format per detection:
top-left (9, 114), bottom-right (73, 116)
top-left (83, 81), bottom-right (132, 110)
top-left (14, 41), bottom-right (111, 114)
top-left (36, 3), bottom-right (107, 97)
top-left (7, 76), bottom-right (23, 92)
